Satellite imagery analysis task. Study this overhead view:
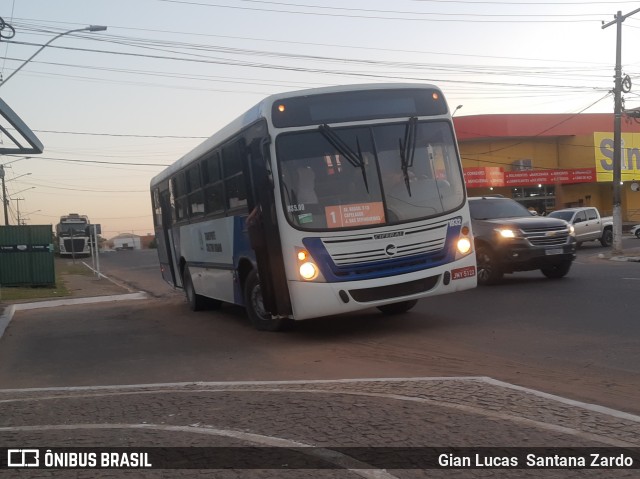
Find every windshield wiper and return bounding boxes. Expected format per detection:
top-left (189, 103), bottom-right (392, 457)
top-left (398, 117), bottom-right (417, 196)
top-left (319, 124), bottom-right (369, 193)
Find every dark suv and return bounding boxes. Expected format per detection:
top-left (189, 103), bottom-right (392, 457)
top-left (469, 196), bottom-right (577, 285)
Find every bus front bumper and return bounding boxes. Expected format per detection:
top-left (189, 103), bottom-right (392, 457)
top-left (287, 254), bottom-right (477, 320)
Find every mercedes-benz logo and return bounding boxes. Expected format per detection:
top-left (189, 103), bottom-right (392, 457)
top-left (385, 244), bottom-right (397, 256)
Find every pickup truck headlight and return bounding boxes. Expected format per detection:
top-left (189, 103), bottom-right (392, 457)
top-left (496, 227), bottom-right (519, 239)
top-left (568, 225), bottom-right (575, 236)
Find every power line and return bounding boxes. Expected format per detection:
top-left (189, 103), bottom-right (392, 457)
top-left (2, 40), bottom-right (612, 92)
top-left (154, 0), bottom-right (608, 22)
top-left (2, 51), bottom-right (610, 95)
top-left (21, 180), bottom-right (146, 193)
top-left (9, 155), bottom-right (169, 167)
top-left (409, 0), bottom-right (639, 4)
top-left (9, 17), bottom-right (615, 67)
top-left (33, 129), bottom-right (207, 139)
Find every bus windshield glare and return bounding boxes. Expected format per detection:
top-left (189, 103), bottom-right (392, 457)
top-left (276, 120), bottom-right (464, 230)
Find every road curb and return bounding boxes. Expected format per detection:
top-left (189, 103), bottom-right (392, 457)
top-left (0, 292), bottom-right (148, 341)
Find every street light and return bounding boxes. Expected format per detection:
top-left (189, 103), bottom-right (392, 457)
top-left (0, 25), bottom-right (108, 87)
top-left (6, 172), bottom-right (31, 182)
top-left (8, 186), bottom-right (35, 197)
top-left (3, 156), bottom-right (30, 166)
top-left (6, 186), bottom-right (34, 224)
top-left (452, 105), bottom-right (464, 117)
top-left (20, 209), bottom-right (41, 225)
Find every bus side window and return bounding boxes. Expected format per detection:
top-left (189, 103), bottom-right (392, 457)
top-left (175, 197), bottom-right (187, 221)
top-left (222, 140), bottom-right (248, 212)
top-left (170, 174), bottom-right (188, 222)
top-left (204, 183), bottom-right (225, 215)
top-left (152, 188), bottom-right (162, 227)
top-left (186, 164), bottom-right (204, 217)
top-left (202, 152), bottom-right (225, 216)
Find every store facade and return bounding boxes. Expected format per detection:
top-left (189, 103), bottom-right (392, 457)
top-left (454, 113), bottom-right (640, 221)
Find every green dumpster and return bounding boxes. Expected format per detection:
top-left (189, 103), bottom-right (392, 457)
top-left (0, 225), bottom-right (55, 286)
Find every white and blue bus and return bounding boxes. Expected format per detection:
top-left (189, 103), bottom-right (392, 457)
top-left (150, 83), bottom-right (477, 331)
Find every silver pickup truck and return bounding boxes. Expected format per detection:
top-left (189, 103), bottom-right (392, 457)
top-left (547, 207), bottom-right (613, 247)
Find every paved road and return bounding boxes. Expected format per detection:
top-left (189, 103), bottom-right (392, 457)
top-left (71, 242), bottom-right (640, 415)
top-left (1, 243), bottom-right (639, 477)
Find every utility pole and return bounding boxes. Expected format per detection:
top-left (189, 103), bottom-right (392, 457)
top-left (0, 165), bottom-right (7, 225)
top-left (13, 197), bottom-right (24, 225)
top-left (602, 7), bottom-right (640, 255)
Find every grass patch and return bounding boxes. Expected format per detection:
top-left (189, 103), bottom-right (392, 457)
top-left (0, 276), bottom-right (70, 302)
top-left (58, 261), bottom-right (94, 276)
top-left (0, 259), bottom-right (94, 302)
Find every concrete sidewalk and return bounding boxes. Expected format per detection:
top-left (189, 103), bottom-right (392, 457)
top-left (0, 260), bottom-right (148, 341)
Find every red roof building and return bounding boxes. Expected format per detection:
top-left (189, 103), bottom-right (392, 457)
top-left (453, 113), bottom-right (640, 220)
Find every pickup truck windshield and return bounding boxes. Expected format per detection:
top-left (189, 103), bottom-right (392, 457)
top-left (276, 120), bottom-right (465, 230)
top-left (547, 211), bottom-right (574, 222)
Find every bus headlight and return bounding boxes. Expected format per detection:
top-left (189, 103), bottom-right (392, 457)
top-left (455, 224), bottom-right (473, 259)
top-left (297, 248), bottom-right (319, 281)
top-left (457, 237), bottom-right (472, 254)
top-left (299, 262), bottom-right (318, 280)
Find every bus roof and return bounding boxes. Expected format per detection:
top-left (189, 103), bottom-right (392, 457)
top-left (150, 82), bottom-right (443, 187)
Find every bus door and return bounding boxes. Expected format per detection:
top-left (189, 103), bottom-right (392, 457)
top-left (245, 131), bottom-right (292, 317)
top-left (156, 188), bottom-right (178, 286)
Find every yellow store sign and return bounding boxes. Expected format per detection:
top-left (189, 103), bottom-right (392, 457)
top-left (594, 132), bottom-right (640, 182)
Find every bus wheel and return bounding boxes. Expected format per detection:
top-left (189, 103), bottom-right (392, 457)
top-left (244, 270), bottom-right (290, 331)
top-left (377, 300), bottom-right (418, 315)
top-left (183, 265), bottom-right (205, 311)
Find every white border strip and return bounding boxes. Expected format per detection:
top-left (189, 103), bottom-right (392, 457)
top-left (0, 304), bottom-right (16, 339)
top-left (1, 377), bottom-right (639, 423)
top-left (0, 292), bottom-right (147, 340)
top-left (10, 292), bottom-right (147, 311)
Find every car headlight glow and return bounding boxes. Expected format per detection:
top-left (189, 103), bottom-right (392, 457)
top-left (568, 225), bottom-right (575, 236)
top-left (497, 228), bottom-right (517, 239)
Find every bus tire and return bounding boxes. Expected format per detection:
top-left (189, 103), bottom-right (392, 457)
top-left (377, 300), bottom-right (418, 315)
top-left (183, 265), bottom-right (206, 311)
top-left (244, 270), bottom-right (290, 332)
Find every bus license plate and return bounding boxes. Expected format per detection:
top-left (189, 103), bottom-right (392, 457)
top-left (451, 266), bottom-right (476, 280)
top-left (545, 248), bottom-right (563, 255)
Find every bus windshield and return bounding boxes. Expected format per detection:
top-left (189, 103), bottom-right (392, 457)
top-left (276, 120), bottom-right (464, 230)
